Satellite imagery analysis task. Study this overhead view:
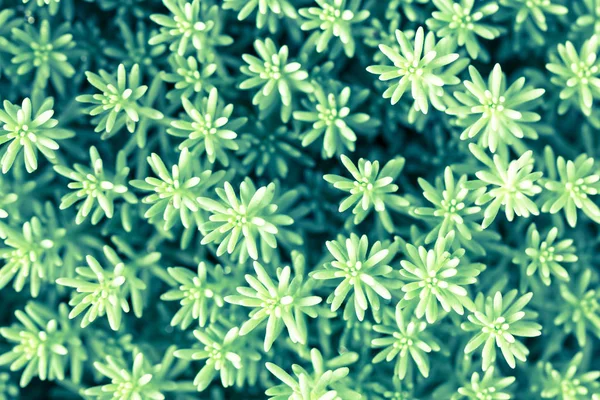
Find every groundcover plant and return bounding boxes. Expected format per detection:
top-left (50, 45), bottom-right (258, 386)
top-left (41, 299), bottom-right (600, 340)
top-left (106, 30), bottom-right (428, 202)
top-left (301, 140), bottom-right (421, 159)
top-left (0, 0), bottom-right (599, 399)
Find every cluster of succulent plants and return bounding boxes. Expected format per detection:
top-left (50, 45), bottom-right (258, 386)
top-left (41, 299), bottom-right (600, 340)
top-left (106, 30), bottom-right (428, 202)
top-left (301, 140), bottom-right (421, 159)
top-left (0, 0), bottom-right (598, 399)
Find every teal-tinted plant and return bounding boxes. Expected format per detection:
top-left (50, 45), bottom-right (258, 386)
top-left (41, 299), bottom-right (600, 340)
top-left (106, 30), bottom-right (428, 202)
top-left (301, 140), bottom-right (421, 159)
top-left (298, 0), bottom-right (370, 57)
top-left (198, 179), bottom-right (301, 263)
top-left (174, 325), bottom-right (260, 391)
top-left (324, 155), bottom-right (409, 232)
top-left (77, 64), bottom-right (164, 138)
top-left (56, 246), bottom-right (147, 331)
top-left (160, 262), bottom-right (228, 330)
top-left (88, 0), bottom-right (151, 18)
top-left (167, 88), bottom-right (247, 166)
top-left (0, 10), bottom-right (21, 78)
top-left (222, 0), bottom-right (297, 33)
top-left (226, 253), bottom-right (321, 351)
top-left (546, 35), bottom-right (600, 116)
top-left (455, 367), bottom-right (515, 400)
top-left (574, 0), bottom-right (600, 37)
top-left (294, 84), bottom-right (379, 158)
top-left (512, 224), bottom-right (577, 286)
top-left (269, 184), bottom-right (310, 251)
top-left (554, 269), bottom-right (600, 347)
top-left (131, 148), bottom-right (225, 230)
top-left (539, 148), bottom-right (600, 227)
top-left (22, 0), bottom-right (62, 16)
top-left (0, 97), bottom-right (73, 173)
top-left (540, 352), bottom-right (600, 400)
top-left (149, 1), bottom-right (232, 58)
top-left (499, 0), bottom-right (568, 34)
top-left (0, 190), bottom-right (17, 220)
top-left (447, 64), bottom-right (545, 152)
top-left (0, 215), bottom-right (65, 297)
top-left (465, 144), bottom-right (542, 229)
top-left (265, 348), bottom-right (360, 400)
top-left (371, 379), bottom-right (417, 400)
top-left (0, 172), bottom-right (35, 223)
top-left (162, 54), bottom-right (216, 101)
top-left (462, 290), bottom-right (542, 371)
top-left (54, 147), bottom-right (138, 225)
top-left (0, 371), bottom-right (18, 399)
top-left (399, 232), bottom-right (484, 323)
top-left (0, 0), bottom-right (599, 397)
top-left (427, 0), bottom-right (502, 61)
top-left (103, 20), bottom-right (165, 76)
top-left (0, 20), bottom-right (75, 93)
top-left (413, 167), bottom-right (486, 251)
top-left (371, 303), bottom-right (441, 379)
top-left (363, 16), bottom-right (412, 65)
top-left (113, 69), bottom-right (163, 150)
top-left (367, 26), bottom-right (462, 113)
top-left (70, 19), bottom-right (108, 70)
top-left (237, 121), bottom-right (314, 179)
top-left (0, 302), bottom-right (85, 387)
top-left (240, 38), bottom-right (313, 122)
top-left (83, 331), bottom-right (135, 378)
top-left (311, 233), bottom-right (399, 322)
top-left (85, 347), bottom-right (191, 399)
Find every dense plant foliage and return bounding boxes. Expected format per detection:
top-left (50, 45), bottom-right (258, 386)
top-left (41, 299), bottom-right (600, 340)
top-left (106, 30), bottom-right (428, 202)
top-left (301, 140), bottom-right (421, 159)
top-left (0, 0), bottom-right (598, 399)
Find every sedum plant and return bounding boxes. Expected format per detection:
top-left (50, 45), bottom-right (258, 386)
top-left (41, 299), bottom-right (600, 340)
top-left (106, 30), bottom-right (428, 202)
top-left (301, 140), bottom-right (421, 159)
top-left (0, 302), bottom-right (85, 387)
top-left (398, 232), bottom-right (484, 323)
top-left (160, 262), bottom-right (229, 330)
top-left (465, 144), bottom-right (543, 229)
top-left (448, 64), bottom-right (545, 153)
top-left (174, 325), bottom-right (260, 391)
top-left (298, 0), bottom-right (370, 57)
top-left (197, 179), bottom-right (301, 263)
top-left (131, 148), bottom-right (225, 230)
top-left (77, 64), bottom-right (164, 138)
top-left (371, 303), bottom-right (441, 379)
top-left (22, 0), bottom-right (63, 16)
top-left (0, 20), bottom-right (75, 93)
top-left (0, 97), bottom-right (74, 173)
top-left (54, 147), bottom-right (138, 225)
top-left (499, 0), bottom-right (568, 36)
top-left (367, 26), bottom-right (462, 114)
top-left (149, 1), bottom-right (232, 59)
top-left (455, 367), bottom-right (515, 400)
top-left (0, 371), bottom-right (18, 399)
top-left (236, 121), bottom-right (314, 179)
top-left (222, 0), bottom-right (297, 33)
top-left (539, 147), bottom-right (600, 227)
top-left (294, 84), bottom-right (378, 158)
top-left (0, 214), bottom-right (65, 297)
top-left (226, 253), bottom-right (321, 351)
top-left (462, 290), bottom-right (542, 371)
top-left (240, 38), bottom-right (313, 122)
top-left (104, 20), bottom-right (165, 76)
top-left (512, 224), bottom-right (577, 287)
top-left (162, 54), bottom-right (216, 101)
top-left (426, 0), bottom-right (502, 61)
top-left (167, 88), bottom-right (247, 166)
top-left (413, 166), bottom-right (486, 253)
top-left (265, 348), bottom-right (360, 400)
top-left (84, 347), bottom-right (191, 399)
top-left (554, 269), bottom-right (600, 347)
top-left (324, 154), bottom-right (409, 232)
top-left (546, 34), bottom-right (600, 116)
top-left (56, 246), bottom-right (147, 331)
top-left (540, 352), bottom-right (600, 399)
top-left (0, 1), bottom-right (599, 400)
top-left (312, 233), bottom-right (399, 322)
